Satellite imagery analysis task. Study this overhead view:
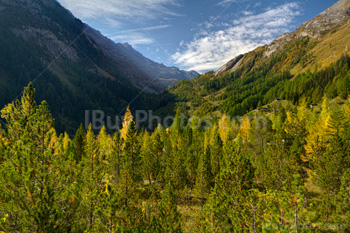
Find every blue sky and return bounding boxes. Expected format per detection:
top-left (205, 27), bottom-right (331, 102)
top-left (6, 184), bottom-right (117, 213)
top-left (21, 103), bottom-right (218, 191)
top-left (57, 0), bottom-right (336, 73)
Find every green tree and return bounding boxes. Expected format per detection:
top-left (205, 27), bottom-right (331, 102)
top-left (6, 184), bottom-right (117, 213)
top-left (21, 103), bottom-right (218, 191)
top-left (156, 182), bottom-right (182, 232)
top-left (335, 169), bottom-right (350, 232)
top-left (73, 123), bottom-right (86, 162)
top-left (198, 148), bottom-right (254, 232)
top-left (0, 84), bottom-right (81, 232)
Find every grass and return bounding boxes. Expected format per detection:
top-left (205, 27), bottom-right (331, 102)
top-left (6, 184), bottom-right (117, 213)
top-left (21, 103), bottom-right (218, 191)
top-left (298, 23), bottom-right (350, 75)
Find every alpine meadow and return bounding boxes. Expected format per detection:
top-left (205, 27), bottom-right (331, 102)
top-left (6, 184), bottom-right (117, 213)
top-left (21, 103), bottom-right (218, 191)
top-left (1, 0), bottom-right (350, 232)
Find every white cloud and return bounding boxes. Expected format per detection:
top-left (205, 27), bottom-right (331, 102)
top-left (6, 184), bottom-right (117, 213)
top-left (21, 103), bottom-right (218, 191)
top-left (254, 2), bottom-right (262, 8)
top-left (105, 24), bottom-right (171, 45)
top-left (57, 0), bottom-right (178, 45)
top-left (171, 3), bottom-right (301, 72)
top-left (110, 32), bottom-right (154, 46)
top-left (217, 0), bottom-right (247, 7)
top-left (117, 24), bottom-right (171, 34)
top-left (57, 0), bottom-right (179, 25)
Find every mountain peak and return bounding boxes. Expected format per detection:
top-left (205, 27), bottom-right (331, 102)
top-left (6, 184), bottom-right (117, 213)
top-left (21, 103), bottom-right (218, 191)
top-left (215, 0), bottom-right (350, 77)
top-left (121, 42), bottom-right (133, 49)
top-left (321, 0), bottom-right (350, 15)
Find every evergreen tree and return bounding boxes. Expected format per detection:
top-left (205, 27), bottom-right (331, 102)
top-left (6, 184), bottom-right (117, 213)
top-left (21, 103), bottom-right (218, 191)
top-left (210, 127), bottom-right (222, 180)
top-left (198, 148), bottom-right (254, 232)
top-left (156, 182), bottom-right (182, 232)
top-left (335, 169), bottom-right (350, 232)
top-left (194, 134), bottom-right (211, 209)
top-left (124, 120), bottom-right (142, 183)
top-left (0, 84), bottom-right (81, 232)
top-left (111, 131), bottom-right (123, 184)
top-left (73, 123), bottom-right (86, 163)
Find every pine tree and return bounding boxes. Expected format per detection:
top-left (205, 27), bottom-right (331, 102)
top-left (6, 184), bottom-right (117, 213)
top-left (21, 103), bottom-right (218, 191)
top-left (97, 126), bottom-right (112, 161)
top-left (278, 175), bottom-right (306, 232)
top-left (157, 182), bottom-right (182, 232)
top-left (124, 120), bottom-right (142, 183)
top-left (115, 158), bottom-right (144, 231)
top-left (194, 134), bottom-right (211, 209)
top-left (141, 131), bottom-right (154, 185)
top-left (335, 169), bottom-right (350, 232)
top-left (111, 131), bottom-right (123, 184)
top-left (73, 123), bottom-right (86, 163)
top-left (0, 84), bottom-right (81, 232)
top-left (198, 148), bottom-right (254, 232)
top-left (79, 124), bottom-right (105, 230)
top-left (150, 130), bottom-right (164, 183)
top-left (210, 127), bottom-right (222, 180)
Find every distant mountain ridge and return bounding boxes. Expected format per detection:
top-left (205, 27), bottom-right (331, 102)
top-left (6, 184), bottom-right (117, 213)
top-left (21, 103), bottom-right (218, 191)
top-left (0, 0), bottom-right (195, 133)
top-left (84, 26), bottom-right (199, 89)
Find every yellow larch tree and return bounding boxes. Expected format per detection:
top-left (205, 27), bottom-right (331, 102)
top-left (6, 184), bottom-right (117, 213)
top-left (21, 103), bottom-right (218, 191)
top-left (240, 116), bottom-right (251, 142)
top-left (120, 106), bottom-right (133, 140)
top-left (218, 113), bottom-right (232, 143)
top-left (304, 97), bottom-right (333, 161)
top-left (97, 126), bottom-right (112, 160)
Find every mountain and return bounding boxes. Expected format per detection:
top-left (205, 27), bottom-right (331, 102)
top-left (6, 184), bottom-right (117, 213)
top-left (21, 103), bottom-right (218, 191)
top-left (157, 0), bottom-right (350, 117)
top-left (0, 0), bottom-right (195, 133)
top-left (84, 26), bottom-right (199, 88)
top-left (216, 0), bottom-right (350, 77)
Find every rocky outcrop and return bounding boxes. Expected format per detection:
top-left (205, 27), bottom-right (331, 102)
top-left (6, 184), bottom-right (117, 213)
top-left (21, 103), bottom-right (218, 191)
top-left (215, 54), bottom-right (243, 77)
top-left (295, 0), bottom-right (350, 39)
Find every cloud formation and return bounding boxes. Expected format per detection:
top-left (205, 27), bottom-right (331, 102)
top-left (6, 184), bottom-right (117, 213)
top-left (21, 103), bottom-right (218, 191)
top-left (57, 0), bottom-right (178, 45)
top-left (58, 0), bottom-right (179, 21)
top-left (106, 24), bottom-right (171, 46)
top-left (172, 2), bottom-right (301, 72)
top-left (110, 32), bottom-right (154, 46)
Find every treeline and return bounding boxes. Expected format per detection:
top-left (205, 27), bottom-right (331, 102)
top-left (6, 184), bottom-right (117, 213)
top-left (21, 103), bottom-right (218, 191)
top-left (1, 84), bottom-right (350, 232)
top-left (166, 35), bottom-right (350, 118)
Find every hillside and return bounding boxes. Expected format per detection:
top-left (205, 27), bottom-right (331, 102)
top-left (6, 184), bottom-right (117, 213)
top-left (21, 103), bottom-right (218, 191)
top-left (84, 26), bottom-right (199, 88)
top-left (1, 1), bottom-right (350, 232)
top-left (0, 0), bottom-right (196, 133)
top-left (159, 0), bottom-right (350, 117)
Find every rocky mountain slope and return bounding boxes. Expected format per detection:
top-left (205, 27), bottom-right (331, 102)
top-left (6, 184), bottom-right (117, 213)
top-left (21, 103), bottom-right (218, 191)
top-left (216, 0), bottom-right (350, 77)
top-left (158, 0), bottom-right (350, 117)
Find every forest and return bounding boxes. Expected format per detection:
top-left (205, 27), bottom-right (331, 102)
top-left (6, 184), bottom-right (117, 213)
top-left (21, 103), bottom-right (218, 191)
top-left (0, 82), bottom-right (349, 232)
top-left (161, 44), bottom-right (350, 119)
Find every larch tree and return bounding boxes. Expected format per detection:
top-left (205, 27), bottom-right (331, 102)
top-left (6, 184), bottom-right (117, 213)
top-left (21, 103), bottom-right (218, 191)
top-left (0, 83), bottom-right (81, 232)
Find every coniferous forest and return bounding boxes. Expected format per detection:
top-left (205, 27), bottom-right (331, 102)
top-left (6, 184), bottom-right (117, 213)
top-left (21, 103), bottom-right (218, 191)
top-left (1, 0), bottom-right (350, 232)
top-left (1, 82), bottom-right (350, 232)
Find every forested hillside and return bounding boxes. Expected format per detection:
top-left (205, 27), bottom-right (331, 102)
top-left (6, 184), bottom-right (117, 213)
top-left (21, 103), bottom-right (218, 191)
top-left (0, 0), bottom-right (193, 134)
top-left (158, 0), bottom-right (350, 118)
top-left (0, 84), bottom-right (350, 232)
top-left (1, 0), bottom-right (350, 232)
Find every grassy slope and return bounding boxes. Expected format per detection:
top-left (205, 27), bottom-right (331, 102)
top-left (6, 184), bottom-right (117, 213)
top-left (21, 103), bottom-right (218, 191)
top-left (158, 19), bottom-right (350, 119)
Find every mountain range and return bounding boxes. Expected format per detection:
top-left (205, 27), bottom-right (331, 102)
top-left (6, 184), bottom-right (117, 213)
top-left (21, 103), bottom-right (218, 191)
top-left (159, 0), bottom-right (350, 118)
top-left (84, 26), bottom-right (199, 89)
top-left (0, 0), bottom-right (198, 132)
top-left (1, 0), bottom-right (350, 133)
